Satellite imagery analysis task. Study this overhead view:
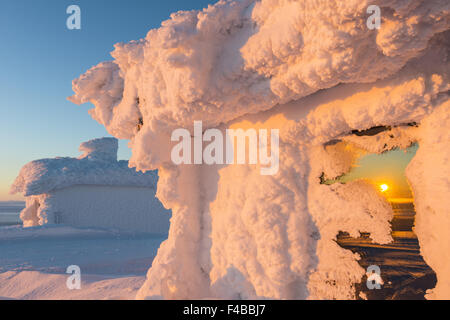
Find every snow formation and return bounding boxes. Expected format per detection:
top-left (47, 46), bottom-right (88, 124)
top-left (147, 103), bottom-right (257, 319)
top-left (69, 0), bottom-right (450, 299)
top-left (10, 138), bottom-right (170, 233)
top-left (11, 137), bottom-right (158, 197)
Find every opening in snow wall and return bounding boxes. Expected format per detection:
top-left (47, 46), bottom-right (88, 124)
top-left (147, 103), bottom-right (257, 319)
top-left (68, 0), bottom-right (450, 299)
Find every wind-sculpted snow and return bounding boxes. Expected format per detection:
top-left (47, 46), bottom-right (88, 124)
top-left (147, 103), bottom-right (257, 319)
top-left (10, 138), bottom-right (158, 197)
top-left (69, 0), bottom-right (450, 299)
top-left (406, 104), bottom-right (450, 300)
top-left (69, 0), bottom-right (449, 171)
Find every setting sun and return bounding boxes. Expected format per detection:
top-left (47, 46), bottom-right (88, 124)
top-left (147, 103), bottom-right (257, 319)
top-left (380, 184), bottom-right (389, 192)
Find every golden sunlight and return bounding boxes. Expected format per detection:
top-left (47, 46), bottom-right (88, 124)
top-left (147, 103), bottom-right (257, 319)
top-left (380, 183), bottom-right (389, 192)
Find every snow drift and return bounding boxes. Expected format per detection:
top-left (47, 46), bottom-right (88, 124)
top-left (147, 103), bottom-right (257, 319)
top-left (69, 0), bottom-right (450, 299)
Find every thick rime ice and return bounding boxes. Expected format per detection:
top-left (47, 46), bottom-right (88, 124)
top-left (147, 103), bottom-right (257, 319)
top-left (69, 0), bottom-right (450, 299)
top-left (10, 137), bottom-right (158, 197)
top-left (406, 105), bottom-right (450, 300)
top-left (10, 138), bottom-right (170, 233)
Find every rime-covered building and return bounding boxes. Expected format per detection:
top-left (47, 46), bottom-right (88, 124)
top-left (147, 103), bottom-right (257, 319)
top-left (10, 137), bottom-right (170, 234)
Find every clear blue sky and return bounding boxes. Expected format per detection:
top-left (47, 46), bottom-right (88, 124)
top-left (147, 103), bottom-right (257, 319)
top-left (0, 0), bottom-right (216, 200)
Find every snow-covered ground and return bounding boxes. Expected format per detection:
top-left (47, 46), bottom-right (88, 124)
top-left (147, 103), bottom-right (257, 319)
top-left (0, 271), bottom-right (144, 300)
top-left (0, 225), bottom-right (166, 299)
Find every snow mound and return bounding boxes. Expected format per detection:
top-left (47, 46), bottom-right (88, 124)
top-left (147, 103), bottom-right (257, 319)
top-left (10, 137), bottom-right (158, 197)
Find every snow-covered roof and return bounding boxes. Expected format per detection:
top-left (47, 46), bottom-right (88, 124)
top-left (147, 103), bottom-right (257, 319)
top-left (10, 137), bottom-right (158, 196)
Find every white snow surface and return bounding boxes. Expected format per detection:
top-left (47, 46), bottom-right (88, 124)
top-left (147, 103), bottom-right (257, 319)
top-left (10, 137), bottom-right (158, 197)
top-left (0, 225), bottom-right (166, 300)
top-left (68, 0), bottom-right (450, 299)
top-left (0, 271), bottom-right (144, 300)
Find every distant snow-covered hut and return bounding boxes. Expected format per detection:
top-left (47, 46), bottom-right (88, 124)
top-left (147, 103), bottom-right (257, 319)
top-left (10, 137), bottom-right (170, 234)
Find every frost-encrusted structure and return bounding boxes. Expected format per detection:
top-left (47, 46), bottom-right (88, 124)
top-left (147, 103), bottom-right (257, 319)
top-left (11, 138), bottom-right (170, 234)
top-left (69, 0), bottom-right (449, 299)
top-left (11, 137), bottom-right (157, 197)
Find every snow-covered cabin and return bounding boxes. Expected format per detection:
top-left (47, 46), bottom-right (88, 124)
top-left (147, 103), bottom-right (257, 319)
top-left (10, 137), bottom-right (170, 234)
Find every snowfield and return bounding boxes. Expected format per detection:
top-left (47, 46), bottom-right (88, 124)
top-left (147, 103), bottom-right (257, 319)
top-left (0, 225), bottom-right (165, 300)
top-left (10, 138), bottom-right (171, 233)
